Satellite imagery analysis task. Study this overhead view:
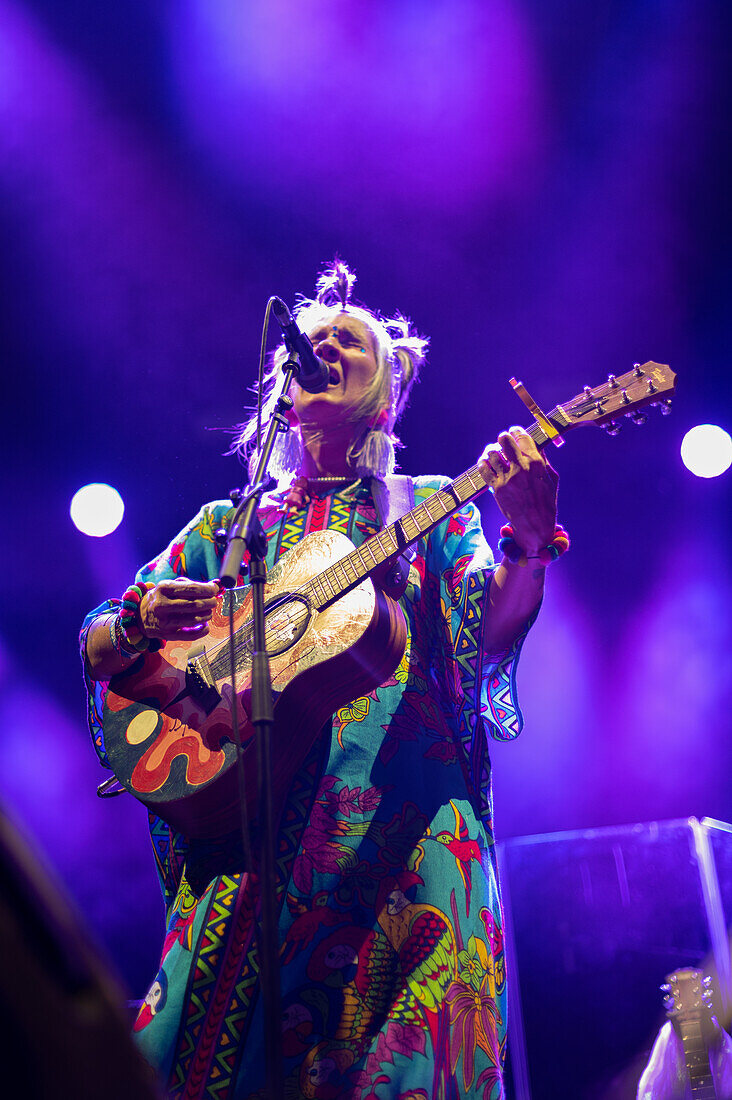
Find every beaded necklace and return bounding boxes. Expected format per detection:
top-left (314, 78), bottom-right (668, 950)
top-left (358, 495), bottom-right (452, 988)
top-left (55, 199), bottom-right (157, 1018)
top-left (306, 476), bottom-right (355, 485)
top-left (283, 474), bottom-right (361, 510)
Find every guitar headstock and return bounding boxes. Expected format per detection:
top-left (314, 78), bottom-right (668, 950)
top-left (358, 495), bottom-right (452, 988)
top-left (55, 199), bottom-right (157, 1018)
top-left (662, 968), bottom-right (716, 1041)
top-left (557, 361), bottom-right (676, 437)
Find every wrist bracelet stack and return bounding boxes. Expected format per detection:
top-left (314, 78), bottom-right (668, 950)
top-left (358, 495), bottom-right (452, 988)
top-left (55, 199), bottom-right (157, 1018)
top-left (113, 582), bottom-right (162, 656)
top-left (108, 613), bottom-right (137, 660)
top-left (498, 523), bottom-right (570, 567)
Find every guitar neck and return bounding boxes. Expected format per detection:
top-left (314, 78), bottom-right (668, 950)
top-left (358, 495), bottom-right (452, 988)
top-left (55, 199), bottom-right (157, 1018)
top-left (678, 1021), bottom-right (717, 1099)
top-left (300, 419), bottom-right (556, 612)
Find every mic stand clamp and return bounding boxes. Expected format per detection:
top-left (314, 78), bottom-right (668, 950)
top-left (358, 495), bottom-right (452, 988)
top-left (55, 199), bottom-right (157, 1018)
top-left (218, 354), bottom-right (301, 1100)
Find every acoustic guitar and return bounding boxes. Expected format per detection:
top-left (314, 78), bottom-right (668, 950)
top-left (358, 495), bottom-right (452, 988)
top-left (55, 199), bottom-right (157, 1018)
top-left (103, 362), bottom-right (675, 837)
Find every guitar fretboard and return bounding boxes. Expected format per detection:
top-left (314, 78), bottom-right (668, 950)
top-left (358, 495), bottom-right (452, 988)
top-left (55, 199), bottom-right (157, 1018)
top-left (679, 1020), bottom-right (717, 1099)
top-left (300, 419), bottom-right (554, 612)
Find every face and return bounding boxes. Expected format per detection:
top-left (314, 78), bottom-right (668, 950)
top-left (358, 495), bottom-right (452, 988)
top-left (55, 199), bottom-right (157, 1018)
top-left (292, 312), bottom-right (382, 429)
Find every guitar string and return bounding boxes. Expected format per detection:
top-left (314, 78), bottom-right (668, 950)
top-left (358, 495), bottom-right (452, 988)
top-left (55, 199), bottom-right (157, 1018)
top-left (204, 491), bottom-right (468, 675)
top-left (205, 529), bottom-right (402, 675)
top-left (207, 602), bottom-right (313, 676)
top-left (204, 464), bottom-right (493, 676)
top-left (205, 529), bottom-right (394, 674)
top-left (209, 414), bottom-right (649, 667)
top-left (207, 526), bottom-right (398, 670)
top-left (201, 432), bottom-right (569, 675)
top-left (208, 540), bottom-right (394, 674)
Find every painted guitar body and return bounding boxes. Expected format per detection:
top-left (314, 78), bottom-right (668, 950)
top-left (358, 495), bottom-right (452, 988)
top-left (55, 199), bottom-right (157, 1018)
top-left (103, 529), bottom-right (407, 838)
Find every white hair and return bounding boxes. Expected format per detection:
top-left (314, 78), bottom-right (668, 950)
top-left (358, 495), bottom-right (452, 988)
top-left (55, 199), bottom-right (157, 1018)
top-left (230, 261), bottom-right (428, 483)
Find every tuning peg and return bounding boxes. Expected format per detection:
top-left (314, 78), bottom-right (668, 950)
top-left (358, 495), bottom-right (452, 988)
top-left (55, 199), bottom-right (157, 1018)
top-left (603, 420), bottom-right (622, 436)
top-left (660, 400), bottom-right (672, 415)
top-left (627, 411), bottom-right (648, 425)
top-left (633, 363), bottom-right (644, 377)
top-left (660, 983), bottom-right (671, 994)
top-left (608, 374), bottom-right (619, 388)
top-left (702, 976), bottom-right (712, 988)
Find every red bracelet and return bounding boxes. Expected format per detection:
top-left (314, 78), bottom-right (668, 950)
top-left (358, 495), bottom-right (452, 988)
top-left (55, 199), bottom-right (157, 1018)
top-left (498, 524), bottom-right (570, 567)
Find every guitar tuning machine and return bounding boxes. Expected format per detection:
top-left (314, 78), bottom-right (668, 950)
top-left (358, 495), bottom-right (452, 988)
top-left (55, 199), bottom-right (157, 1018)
top-left (702, 975), bottom-right (713, 988)
top-left (660, 983), bottom-right (671, 994)
top-left (626, 410), bottom-right (648, 425)
top-left (603, 420), bottom-right (622, 437)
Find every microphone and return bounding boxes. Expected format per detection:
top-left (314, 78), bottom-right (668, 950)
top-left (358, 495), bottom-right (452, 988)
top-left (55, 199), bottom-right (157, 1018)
top-left (271, 297), bottom-right (329, 394)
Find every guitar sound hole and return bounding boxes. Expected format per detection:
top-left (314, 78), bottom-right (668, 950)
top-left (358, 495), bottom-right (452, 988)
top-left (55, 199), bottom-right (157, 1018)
top-left (263, 594), bottom-right (312, 657)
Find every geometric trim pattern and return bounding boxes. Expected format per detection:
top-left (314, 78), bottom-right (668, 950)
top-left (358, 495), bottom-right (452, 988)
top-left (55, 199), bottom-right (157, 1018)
top-left (167, 732), bottom-right (327, 1097)
top-left (168, 874), bottom-right (257, 1099)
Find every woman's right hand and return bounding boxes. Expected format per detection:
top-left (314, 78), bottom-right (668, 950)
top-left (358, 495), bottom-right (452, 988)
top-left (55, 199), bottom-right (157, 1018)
top-left (139, 579), bottom-right (221, 641)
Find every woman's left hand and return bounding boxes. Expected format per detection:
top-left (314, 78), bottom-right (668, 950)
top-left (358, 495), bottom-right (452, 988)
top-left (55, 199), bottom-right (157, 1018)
top-left (478, 427), bottom-right (559, 553)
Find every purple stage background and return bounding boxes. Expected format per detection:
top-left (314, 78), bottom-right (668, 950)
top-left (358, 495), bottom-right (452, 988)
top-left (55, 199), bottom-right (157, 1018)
top-left (1, 0), bottom-right (730, 1028)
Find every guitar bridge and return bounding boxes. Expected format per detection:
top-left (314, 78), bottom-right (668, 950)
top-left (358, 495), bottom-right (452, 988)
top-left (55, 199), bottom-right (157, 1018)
top-left (186, 647), bottom-right (221, 714)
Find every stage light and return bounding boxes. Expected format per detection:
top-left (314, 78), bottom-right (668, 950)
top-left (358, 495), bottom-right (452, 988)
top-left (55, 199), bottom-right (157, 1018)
top-left (70, 483), bottom-right (125, 537)
top-left (680, 424), bottom-right (732, 479)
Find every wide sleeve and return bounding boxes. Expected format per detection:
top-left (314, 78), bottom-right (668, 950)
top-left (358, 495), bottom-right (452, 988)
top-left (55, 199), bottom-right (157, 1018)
top-left (79, 502), bottom-right (233, 772)
top-left (417, 477), bottom-right (537, 822)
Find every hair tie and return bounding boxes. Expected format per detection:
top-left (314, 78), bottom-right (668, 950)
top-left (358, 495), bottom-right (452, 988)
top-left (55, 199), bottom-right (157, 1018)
top-left (315, 259), bottom-right (356, 309)
top-left (497, 524), bottom-right (570, 567)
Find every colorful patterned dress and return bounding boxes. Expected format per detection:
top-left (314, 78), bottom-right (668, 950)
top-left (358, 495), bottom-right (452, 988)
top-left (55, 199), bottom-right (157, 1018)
top-left (81, 477), bottom-right (531, 1100)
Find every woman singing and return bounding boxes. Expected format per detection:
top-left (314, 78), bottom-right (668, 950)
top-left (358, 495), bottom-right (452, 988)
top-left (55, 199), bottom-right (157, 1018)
top-left (82, 260), bottom-right (561, 1099)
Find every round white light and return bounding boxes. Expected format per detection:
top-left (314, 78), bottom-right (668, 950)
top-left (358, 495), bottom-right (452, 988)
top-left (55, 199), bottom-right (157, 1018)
top-left (70, 483), bottom-right (125, 537)
top-left (680, 424), bottom-right (732, 479)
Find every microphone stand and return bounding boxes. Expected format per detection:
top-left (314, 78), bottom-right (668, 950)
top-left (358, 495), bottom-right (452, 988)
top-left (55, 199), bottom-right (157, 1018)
top-left (219, 355), bottom-right (300, 1100)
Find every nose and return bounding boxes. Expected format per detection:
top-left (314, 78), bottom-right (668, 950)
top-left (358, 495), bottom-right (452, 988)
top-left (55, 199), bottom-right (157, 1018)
top-left (314, 338), bottom-right (339, 363)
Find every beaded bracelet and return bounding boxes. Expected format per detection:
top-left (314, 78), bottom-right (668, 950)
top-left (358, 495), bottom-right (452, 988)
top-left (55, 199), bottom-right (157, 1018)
top-left (498, 523), bottom-right (570, 567)
top-left (118, 582), bottom-right (162, 654)
top-left (108, 612), bottom-right (139, 660)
